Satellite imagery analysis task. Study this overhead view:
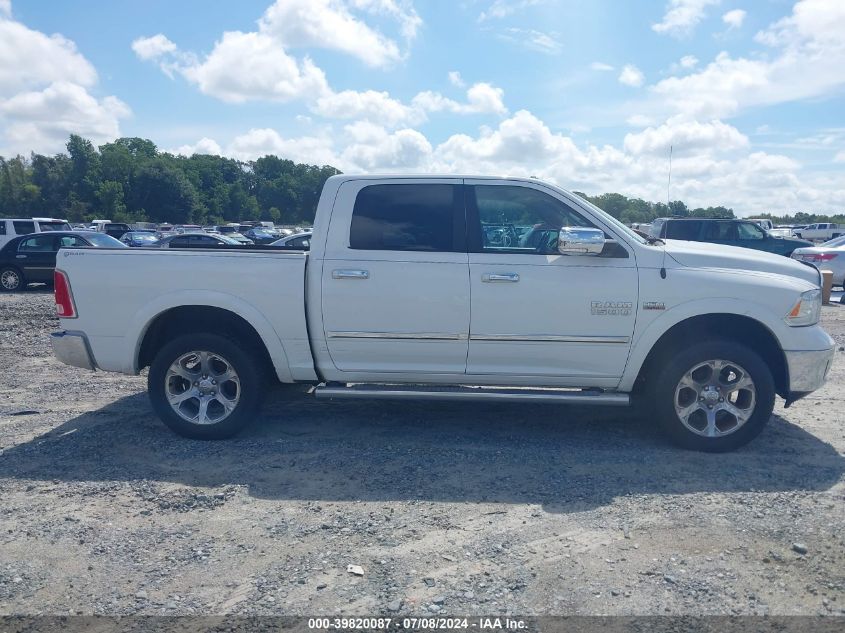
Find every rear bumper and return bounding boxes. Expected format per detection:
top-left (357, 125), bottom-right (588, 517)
top-left (784, 346), bottom-right (834, 402)
top-left (50, 331), bottom-right (96, 370)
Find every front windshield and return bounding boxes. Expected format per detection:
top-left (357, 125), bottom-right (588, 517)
top-left (132, 233), bottom-right (158, 242)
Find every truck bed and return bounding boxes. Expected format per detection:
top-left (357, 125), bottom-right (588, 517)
top-left (56, 247), bottom-right (313, 380)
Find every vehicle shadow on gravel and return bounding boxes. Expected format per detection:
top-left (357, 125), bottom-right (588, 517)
top-left (1, 389), bottom-right (843, 513)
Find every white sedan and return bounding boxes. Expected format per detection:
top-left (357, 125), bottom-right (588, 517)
top-left (791, 235), bottom-right (845, 287)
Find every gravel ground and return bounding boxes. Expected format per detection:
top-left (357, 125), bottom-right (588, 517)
top-left (0, 289), bottom-right (844, 617)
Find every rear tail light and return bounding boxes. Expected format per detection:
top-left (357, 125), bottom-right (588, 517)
top-left (54, 270), bottom-right (77, 318)
top-left (803, 253), bottom-right (838, 262)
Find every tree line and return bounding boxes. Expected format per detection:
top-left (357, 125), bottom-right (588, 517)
top-left (1, 134), bottom-right (842, 226)
top-left (0, 135), bottom-right (340, 226)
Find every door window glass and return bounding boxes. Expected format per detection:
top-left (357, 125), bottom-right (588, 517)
top-left (59, 236), bottom-right (87, 248)
top-left (169, 237), bottom-right (190, 248)
top-left (664, 221), bottom-right (703, 240)
top-left (19, 235), bottom-right (55, 251)
top-left (701, 221), bottom-right (735, 240)
top-left (350, 184), bottom-right (461, 252)
top-left (737, 222), bottom-right (765, 240)
top-left (471, 185), bottom-right (594, 254)
top-left (13, 221), bottom-right (35, 234)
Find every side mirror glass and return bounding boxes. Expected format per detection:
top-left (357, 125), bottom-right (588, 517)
top-left (558, 226), bottom-right (605, 256)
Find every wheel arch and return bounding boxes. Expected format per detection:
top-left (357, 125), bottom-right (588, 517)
top-left (628, 313), bottom-right (788, 398)
top-left (133, 296), bottom-right (294, 383)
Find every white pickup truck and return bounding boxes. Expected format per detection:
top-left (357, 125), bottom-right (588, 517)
top-left (793, 223), bottom-right (843, 241)
top-left (51, 176), bottom-right (835, 452)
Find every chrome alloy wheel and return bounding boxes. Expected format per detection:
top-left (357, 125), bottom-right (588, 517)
top-left (673, 359), bottom-right (756, 438)
top-left (165, 351), bottom-right (240, 425)
top-left (1, 269), bottom-right (21, 290)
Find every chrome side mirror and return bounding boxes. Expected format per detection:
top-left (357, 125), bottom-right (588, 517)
top-left (558, 226), bottom-right (605, 256)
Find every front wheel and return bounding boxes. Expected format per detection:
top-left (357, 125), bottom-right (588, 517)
top-left (651, 340), bottom-right (775, 452)
top-left (0, 267), bottom-right (24, 291)
top-left (147, 333), bottom-right (265, 439)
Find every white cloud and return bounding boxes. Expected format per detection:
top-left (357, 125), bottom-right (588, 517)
top-left (131, 33), bottom-right (177, 61)
top-left (260, 0), bottom-right (417, 68)
top-left (448, 71), bottom-right (464, 88)
top-left (478, 0), bottom-right (543, 21)
top-left (834, 150), bottom-right (845, 163)
top-left (0, 12), bottom-right (128, 155)
top-left (498, 28), bottom-right (561, 54)
top-left (623, 116), bottom-right (749, 155)
top-left (650, 0), bottom-right (845, 119)
top-left (618, 64), bottom-right (645, 87)
top-left (0, 82), bottom-right (130, 155)
top-left (590, 62), bottom-right (614, 71)
top-left (171, 137), bottom-right (223, 156)
top-left (227, 128), bottom-right (338, 165)
top-left (722, 8), bottom-right (746, 28)
top-left (412, 82), bottom-right (508, 117)
top-left (0, 0), bottom-right (10, 17)
top-left (341, 121), bottom-right (432, 170)
top-left (313, 89), bottom-right (417, 127)
top-left (652, 0), bottom-right (720, 37)
top-left (679, 55), bottom-right (699, 68)
top-left (626, 114), bottom-right (656, 127)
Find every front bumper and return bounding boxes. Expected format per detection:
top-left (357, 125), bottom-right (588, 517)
top-left (784, 346), bottom-right (835, 405)
top-left (50, 331), bottom-right (96, 370)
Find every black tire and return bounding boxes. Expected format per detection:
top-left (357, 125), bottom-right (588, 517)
top-left (0, 266), bottom-right (24, 292)
top-left (147, 333), bottom-right (266, 439)
top-left (650, 339), bottom-right (775, 452)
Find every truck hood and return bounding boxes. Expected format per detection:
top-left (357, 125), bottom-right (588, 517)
top-left (664, 239), bottom-right (820, 286)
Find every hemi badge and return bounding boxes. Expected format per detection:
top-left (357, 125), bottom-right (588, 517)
top-left (643, 301), bottom-right (666, 310)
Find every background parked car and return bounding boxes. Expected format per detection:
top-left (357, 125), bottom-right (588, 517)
top-left (214, 225), bottom-right (253, 244)
top-left (95, 222), bottom-right (132, 239)
top-left (792, 223), bottom-right (843, 241)
top-left (156, 233), bottom-right (243, 249)
top-left (648, 218), bottom-right (813, 256)
top-left (790, 235), bottom-right (845, 288)
top-left (120, 231), bottom-right (160, 247)
top-left (0, 217), bottom-right (72, 249)
top-left (271, 231), bottom-right (312, 249)
top-left (242, 227), bottom-right (278, 244)
top-left (0, 231), bottom-right (125, 291)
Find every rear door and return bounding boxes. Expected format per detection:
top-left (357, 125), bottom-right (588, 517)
top-left (16, 234), bottom-right (58, 282)
top-left (320, 179), bottom-right (470, 374)
top-left (464, 180), bottom-right (638, 385)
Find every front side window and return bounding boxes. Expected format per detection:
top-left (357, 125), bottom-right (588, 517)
top-left (350, 184), bottom-right (462, 252)
top-left (59, 236), bottom-right (87, 248)
top-left (13, 221), bottom-right (35, 235)
top-left (19, 235), bottom-right (55, 251)
top-left (737, 222), bottom-right (764, 240)
top-left (471, 185), bottom-right (594, 254)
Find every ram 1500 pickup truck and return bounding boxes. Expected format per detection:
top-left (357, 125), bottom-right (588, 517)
top-left (51, 176), bottom-right (835, 452)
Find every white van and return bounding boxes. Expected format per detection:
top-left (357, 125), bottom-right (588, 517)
top-left (0, 217), bottom-right (72, 249)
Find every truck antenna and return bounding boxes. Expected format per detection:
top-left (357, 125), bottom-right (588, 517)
top-left (667, 144), bottom-right (673, 207)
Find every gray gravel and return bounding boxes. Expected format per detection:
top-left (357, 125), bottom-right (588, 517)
top-left (1, 289), bottom-right (844, 616)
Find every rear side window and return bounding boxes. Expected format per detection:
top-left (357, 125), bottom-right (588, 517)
top-left (13, 221), bottom-right (35, 234)
top-left (665, 221), bottom-right (703, 240)
top-left (350, 184), bottom-right (462, 252)
top-left (19, 235), bottom-right (55, 251)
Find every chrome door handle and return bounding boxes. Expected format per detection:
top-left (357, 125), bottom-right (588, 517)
top-left (332, 269), bottom-right (369, 280)
top-left (482, 272), bottom-right (519, 283)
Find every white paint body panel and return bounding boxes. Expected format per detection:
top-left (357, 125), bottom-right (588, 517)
top-left (57, 175), bottom-right (833, 398)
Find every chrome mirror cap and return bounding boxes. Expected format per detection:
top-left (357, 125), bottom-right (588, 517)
top-left (558, 226), bottom-right (605, 256)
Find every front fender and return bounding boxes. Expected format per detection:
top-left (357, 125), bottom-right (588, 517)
top-left (618, 297), bottom-right (783, 392)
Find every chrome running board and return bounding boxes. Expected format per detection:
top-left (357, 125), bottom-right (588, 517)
top-left (313, 383), bottom-right (629, 406)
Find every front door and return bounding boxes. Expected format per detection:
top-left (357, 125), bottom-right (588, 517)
top-left (321, 179), bottom-right (470, 374)
top-left (465, 181), bottom-right (638, 387)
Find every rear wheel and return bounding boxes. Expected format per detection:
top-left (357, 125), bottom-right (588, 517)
top-left (651, 340), bottom-right (775, 452)
top-left (147, 333), bottom-right (265, 439)
top-left (0, 267), bottom-right (24, 291)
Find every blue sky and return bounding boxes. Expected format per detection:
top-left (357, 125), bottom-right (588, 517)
top-left (1, 0), bottom-right (844, 215)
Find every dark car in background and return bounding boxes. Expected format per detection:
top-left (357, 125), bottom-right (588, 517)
top-left (99, 222), bottom-right (132, 239)
top-left (120, 231), bottom-right (160, 247)
top-left (0, 231), bottom-right (126, 291)
top-left (242, 227), bottom-right (278, 245)
top-left (156, 233), bottom-right (242, 249)
top-left (648, 218), bottom-right (813, 256)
